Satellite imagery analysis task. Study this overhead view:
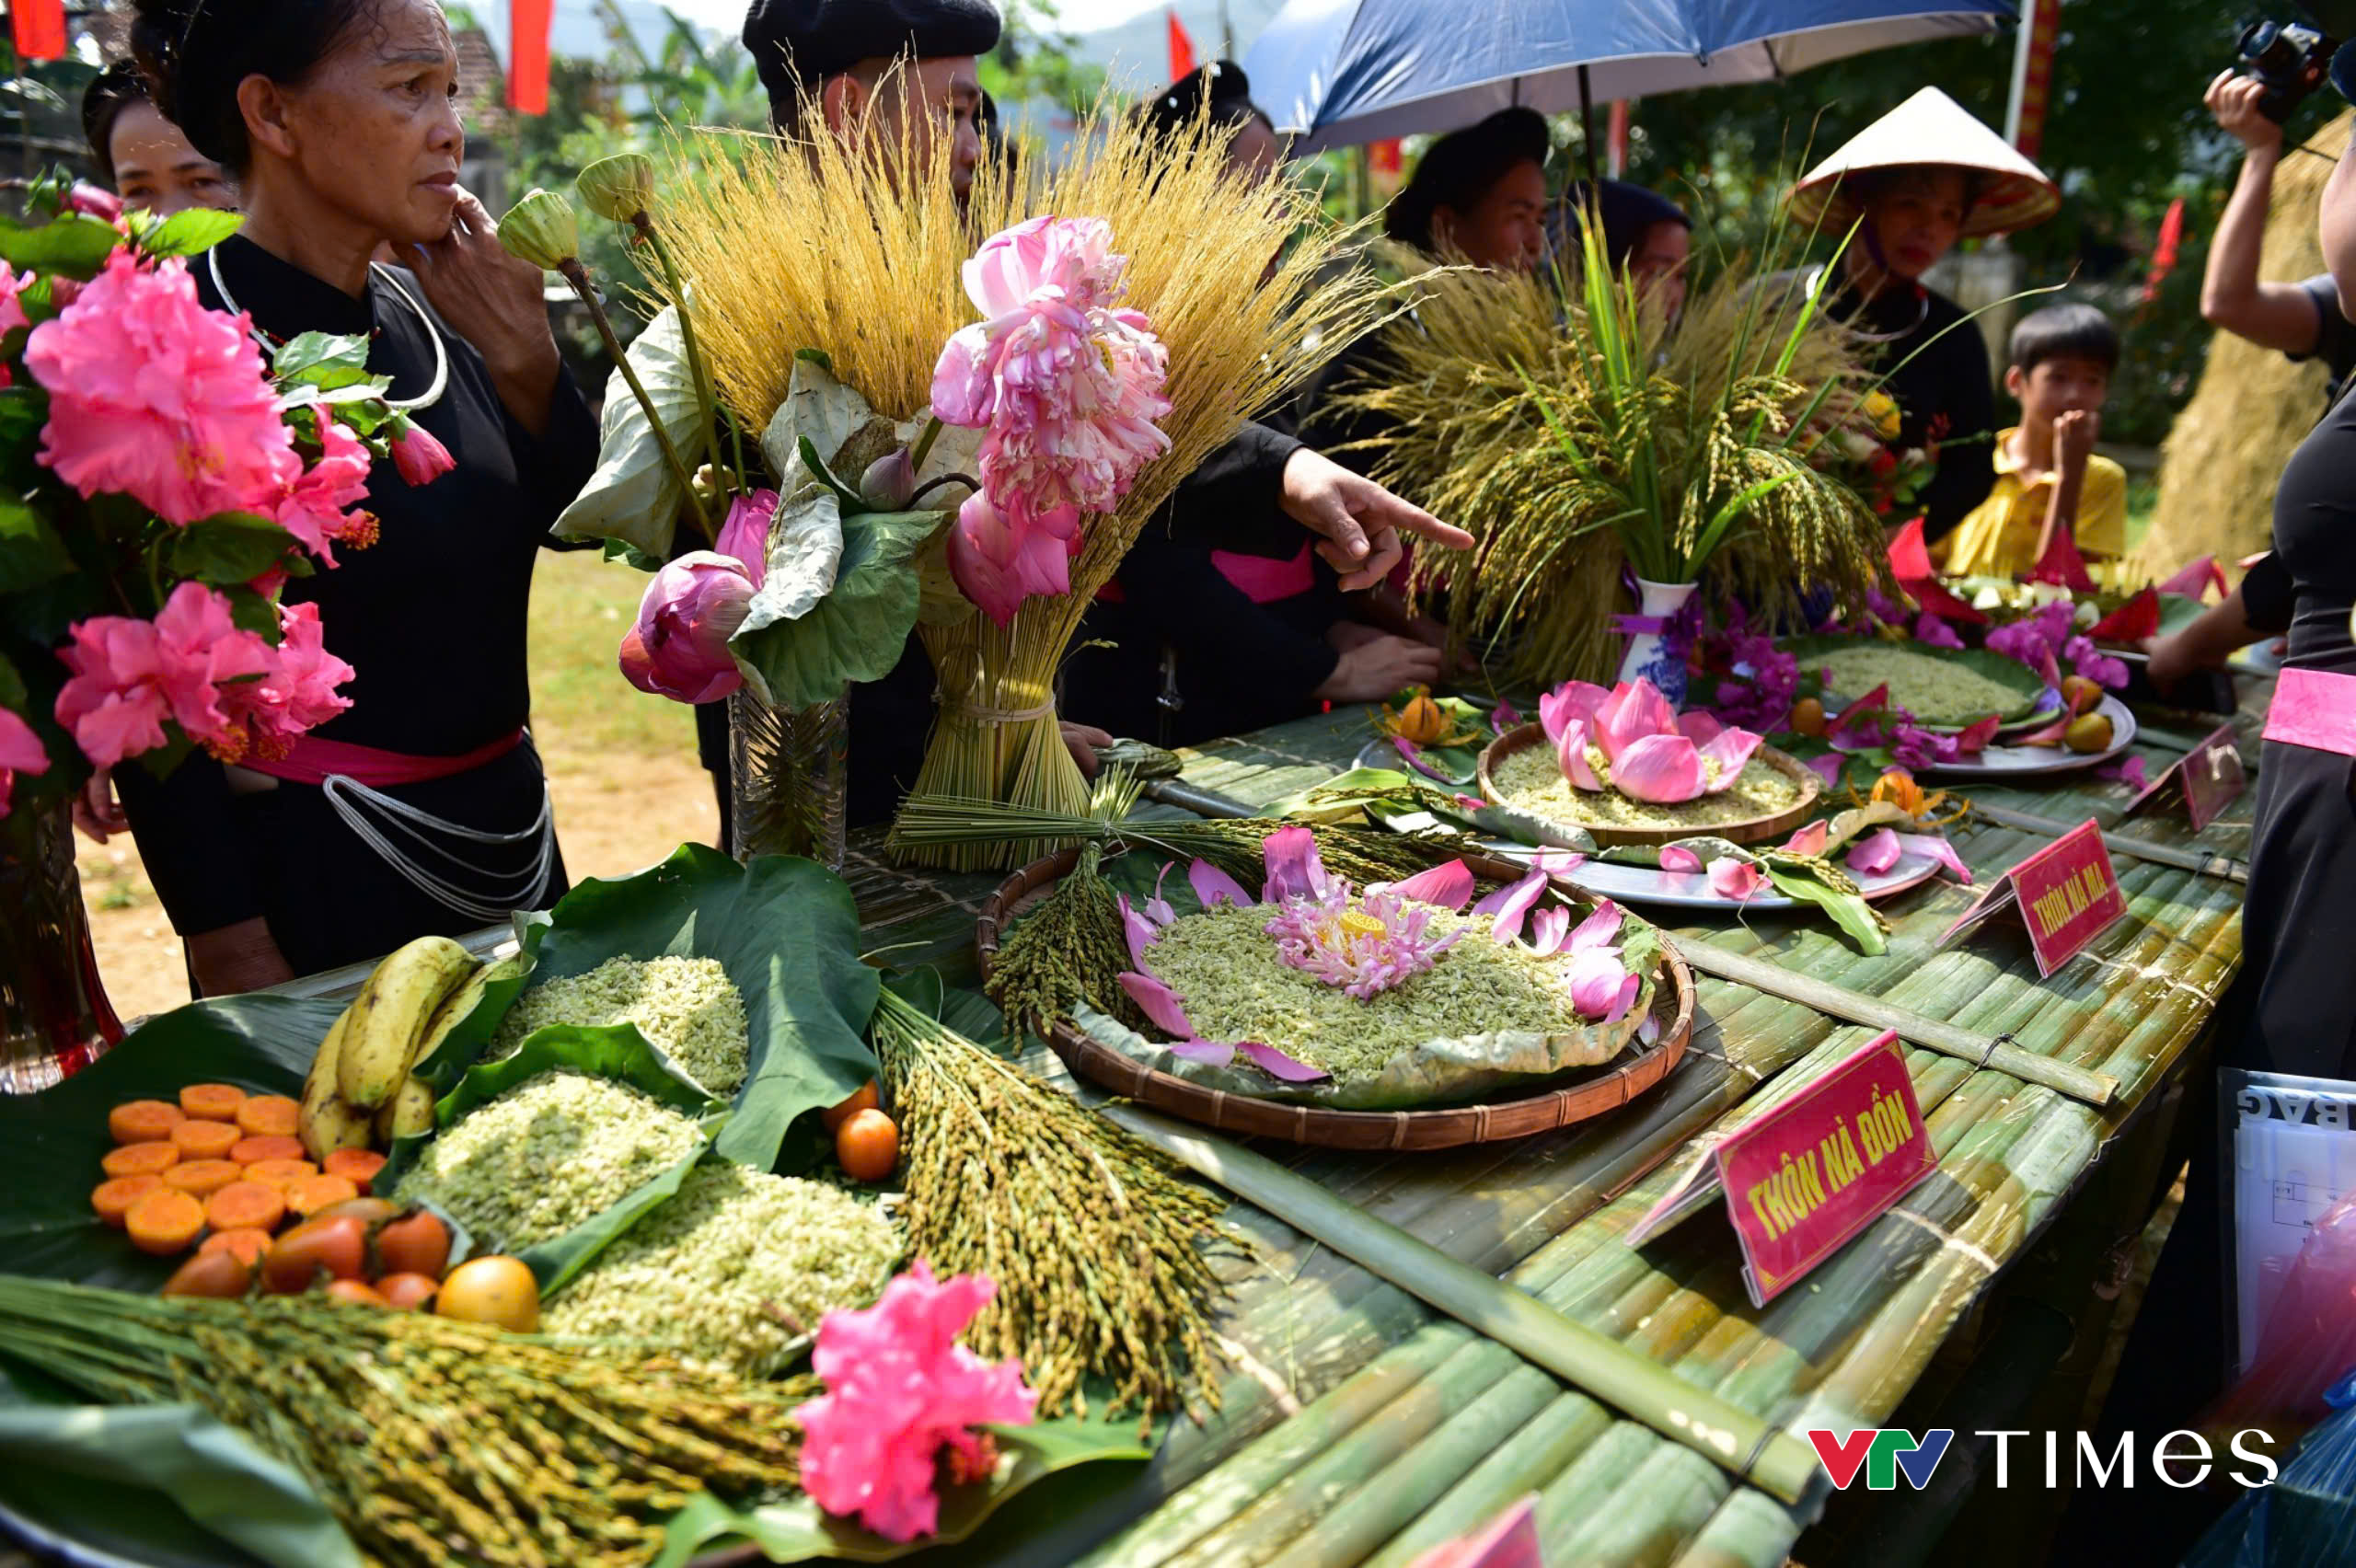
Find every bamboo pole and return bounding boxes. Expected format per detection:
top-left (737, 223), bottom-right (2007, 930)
top-left (1671, 937), bottom-right (2121, 1105)
top-left (1965, 801), bottom-right (2248, 882)
top-left (1102, 1107), bottom-right (1829, 1508)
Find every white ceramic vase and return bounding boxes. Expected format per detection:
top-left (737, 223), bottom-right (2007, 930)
top-left (1616, 578), bottom-right (1699, 707)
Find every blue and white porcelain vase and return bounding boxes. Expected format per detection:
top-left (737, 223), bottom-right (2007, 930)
top-left (1616, 578), bottom-right (1698, 707)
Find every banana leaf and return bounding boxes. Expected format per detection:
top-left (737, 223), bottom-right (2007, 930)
top-left (0, 993), bottom-right (335, 1291)
top-left (405, 951), bottom-right (533, 1094)
top-left (376, 1023), bottom-right (726, 1294)
top-left (498, 845), bottom-right (881, 1172)
top-left (648, 1416), bottom-right (1160, 1568)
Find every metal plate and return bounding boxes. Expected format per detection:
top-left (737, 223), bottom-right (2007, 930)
top-left (1920, 695), bottom-right (2137, 778)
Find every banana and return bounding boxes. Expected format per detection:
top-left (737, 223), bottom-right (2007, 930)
top-left (304, 1093), bottom-right (375, 1159)
top-left (409, 954), bottom-right (506, 1072)
top-left (297, 1009), bottom-right (351, 1160)
top-left (338, 937), bottom-right (479, 1111)
top-left (375, 1074), bottom-right (438, 1145)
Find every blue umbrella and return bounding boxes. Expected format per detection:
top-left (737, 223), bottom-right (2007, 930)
top-left (1243, 0), bottom-right (2016, 155)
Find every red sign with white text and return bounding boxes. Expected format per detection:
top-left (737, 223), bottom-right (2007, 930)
top-left (1715, 1032), bottom-right (1936, 1307)
top-left (2127, 722), bottom-right (2246, 833)
top-left (1938, 819), bottom-right (2127, 977)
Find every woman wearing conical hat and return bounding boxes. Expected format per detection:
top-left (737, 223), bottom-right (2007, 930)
top-left (1786, 87), bottom-right (2061, 547)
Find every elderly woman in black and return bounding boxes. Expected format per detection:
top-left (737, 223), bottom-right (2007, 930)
top-left (121, 0), bottom-right (597, 993)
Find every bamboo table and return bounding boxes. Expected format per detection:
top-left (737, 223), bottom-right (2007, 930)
top-left (826, 686), bottom-right (2256, 1568)
top-left (217, 686), bottom-right (2258, 1568)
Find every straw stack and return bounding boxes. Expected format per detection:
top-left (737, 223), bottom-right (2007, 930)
top-left (2131, 109), bottom-right (2352, 581)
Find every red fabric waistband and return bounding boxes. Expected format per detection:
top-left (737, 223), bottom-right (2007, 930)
top-left (1211, 544), bottom-right (1315, 605)
top-left (2263, 667), bottom-right (2356, 757)
top-left (242, 728), bottom-right (526, 790)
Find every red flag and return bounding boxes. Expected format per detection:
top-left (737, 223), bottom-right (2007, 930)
top-left (509, 0), bottom-right (552, 115)
top-left (1369, 139), bottom-right (1402, 174)
top-left (2013, 0), bottom-right (2062, 160)
top-left (2142, 197), bottom-right (2186, 306)
top-left (1166, 7), bottom-right (1195, 81)
top-left (10, 0), bottom-right (66, 62)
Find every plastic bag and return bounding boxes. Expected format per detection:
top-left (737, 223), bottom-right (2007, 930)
top-left (2186, 1371), bottom-right (2356, 1568)
top-left (2208, 1193), bottom-right (2356, 1446)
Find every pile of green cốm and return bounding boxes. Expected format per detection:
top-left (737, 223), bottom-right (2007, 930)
top-left (0, 1275), bottom-right (814, 1568)
top-left (871, 986), bottom-right (1230, 1424)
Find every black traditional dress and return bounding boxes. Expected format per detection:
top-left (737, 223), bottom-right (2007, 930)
top-left (1827, 277), bottom-right (1998, 546)
top-left (114, 236), bottom-right (598, 982)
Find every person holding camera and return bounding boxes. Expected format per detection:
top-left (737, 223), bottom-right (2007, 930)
top-left (2199, 67), bottom-right (2356, 396)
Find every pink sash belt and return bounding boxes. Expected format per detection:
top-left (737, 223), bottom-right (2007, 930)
top-left (243, 729), bottom-right (525, 790)
top-left (1210, 545), bottom-right (1315, 605)
top-left (2262, 667), bottom-right (2356, 757)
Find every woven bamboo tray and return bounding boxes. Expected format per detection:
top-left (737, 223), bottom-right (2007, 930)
top-left (1477, 722), bottom-right (1822, 848)
top-left (975, 848), bottom-right (1694, 1151)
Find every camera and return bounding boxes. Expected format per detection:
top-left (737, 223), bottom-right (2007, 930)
top-left (2238, 4), bottom-right (2356, 121)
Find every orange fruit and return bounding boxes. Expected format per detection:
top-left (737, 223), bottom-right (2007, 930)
top-left (821, 1080), bottom-right (881, 1134)
top-left (835, 1108), bottom-right (900, 1182)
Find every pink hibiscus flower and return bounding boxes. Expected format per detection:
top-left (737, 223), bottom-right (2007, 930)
top-left (0, 707), bottom-right (51, 818)
top-left (387, 417), bottom-right (455, 487)
top-left (795, 1262), bottom-right (1037, 1542)
top-left (25, 252), bottom-right (299, 525)
top-left (52, 582), bottom-right (273, 767)
top-left (219, 602), bottom-right (354, 759)
top-left (270, 414), bottom-right (378, 563)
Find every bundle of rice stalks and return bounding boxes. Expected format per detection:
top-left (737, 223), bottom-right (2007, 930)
top-left (652, 98), bottom-right (1407, 866)
top-left (1328, 225), bottom-right (1892, 691)
top-left (2132, 110), bottom-right (2353, 582)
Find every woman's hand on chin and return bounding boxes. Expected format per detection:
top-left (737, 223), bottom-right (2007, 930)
top-left (410, 187), bottom-right (562, 433)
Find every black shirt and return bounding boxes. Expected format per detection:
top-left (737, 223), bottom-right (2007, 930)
top-left (1827, 278), bottom-right (1998, 546)
top-left (114, 236), bottom-right (598, 939)
top-left (2287, 273), bottom-right (2356, 403)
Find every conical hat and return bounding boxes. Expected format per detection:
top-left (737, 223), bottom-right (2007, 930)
top-left (1787, 86), bottom-right (2060, 239)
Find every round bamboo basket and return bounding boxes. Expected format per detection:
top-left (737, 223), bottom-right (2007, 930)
top-left (1476, 722), bottom-right (1821, 848)
top-left (975, 848), bottom-right (1694, 1151)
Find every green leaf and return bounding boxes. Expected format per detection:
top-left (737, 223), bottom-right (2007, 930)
top-left (377, 1022), bottom-right (725, 1293)
top-left (731, 505), bottom-right (947, 710)
top-left (0, 651), bottom-right (25, 709)
top-left (270, 331), bottom-right (371, 387)
top-left (0, 213), bottom-right (125, 277)
top-left (798, 433), bottom-right (871, 515)
top-left (1761, 862), bottom-right (1888, 956)
top-left (0, 385), bottom-right (48, 475)
top-left (0, 994), bottom-right (338, 1291)
top-left (140, 207), bottom-right (245, 259)
top-left (648, 1413), bottom-right (1159, 1568)
top-left (503, 845), bottom-right (881, 1171)
top-left (218, 584), bottom-right (283, 639)
top-left (405, 952), bottom-right (534, 1093)
top-left (0, 1398), bottom-right (361, 1568)
top-left (0, 496), bottom-right (71, 594)
top-left (552, 305), bottom-right (707, 557)
top-left (164, 513), bottom-right (298, 585)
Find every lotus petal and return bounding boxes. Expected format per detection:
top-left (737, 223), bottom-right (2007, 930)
top-left (1386, 859), bottom-right (1476, 911)
top-left (1188, 859), bottom-right (1255, 910)
top-left (1117, 894), bottom-right (1162, 967)
top-left (1782, 820), bottom-right (1830, 857)
top-left (1658, 844), bottom-right (1703, 873)
top-left (1525, 905), bottom-right (1570, 956)
top-left (1845, 827), bottom-right (1902, 876)
top-left (1490, 698), bottom-right (1524, 735)
top-left (1237, 1042), bottom-right (1332, 1083)
top-left (1598, 679), bottom-right (1678, 764)
top-left (1169, 1040), bottom-right (1236, 1067)
top-left (2013, 714), bottom-right (2072, 748)
top-left (1566, 948), bottom-right (1641, 1023)
top-left (1558, 717), bottom-right (1604, 791)
top-left (1953, 714), bottom-right (2003, 756)
top-left (1895, 832), bottom-right (1972, 884)
top-left (1540, 681), bottom-right (1611, 744)
top-left (1260, 825), bottom-right (1331, 905)
top-left (1528, 847), bottom-right (1588, 876)
top-left (1707, 857), bottom-right (1768, 901)
top-left (1611, 734), bottom-right (1706, 803)
top-left (1472, 868), bottom-right (1550, 941)
top-left (1677, 710), bottom-right (1725, 745)
top-left (1637, 1011), bottom-right (1662, 1045)
top-left (1567, 899), bottom-right (1624, 952)
top-left (1392, 735), bottom-right (1453, 781)
top-left (1807, 754), bottom-right (1847, 789)
top-left (1831, 683), bottom-right (1889, 730)
top-left (1118, 969), bottom-right (1195, 1037)
top-left (1145, 863), bottom-right (1177, 928)
top-left (2103, 755), bottom-right (2150, 793)
top-left (1696, 727), bottom-right (1764, 791)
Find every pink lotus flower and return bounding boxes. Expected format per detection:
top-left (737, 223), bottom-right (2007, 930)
top-left (270, 414), bottom-right (377, 563)
top-left (1707, 857), bottom-right (1768, 901)
top-left (1263, 882), bottom-right (1467, 997)
top-left (1260, 824), bottom-right (1334, 905)
top-left (618, 551), bottom-right (755, 704)
top-left (387, 418), bottom-right (455, 487)
top-left (713, 489), bottom-right (777, 585)
top-left (1545, 677), bottom-right (1763, 804)
top-left (794, 1262), bottom-right (1037, 1542)
top-left (25, 252), bottom-right (300, 526)
top-left (930, 216), bottom-right (1172, 625)
top-left (0, 707), bottom-right (50, 818)
top-left (52, 582), bottom-right (273, 767)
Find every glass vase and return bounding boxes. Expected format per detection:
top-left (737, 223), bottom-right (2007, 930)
top-left (727, 686), bottom-right (849, 870)
top-left (1, 802), bottom-right (121, 1093)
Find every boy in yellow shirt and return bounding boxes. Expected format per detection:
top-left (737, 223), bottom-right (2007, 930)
top-left (1935, 304), bottom-right (2127, 579)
